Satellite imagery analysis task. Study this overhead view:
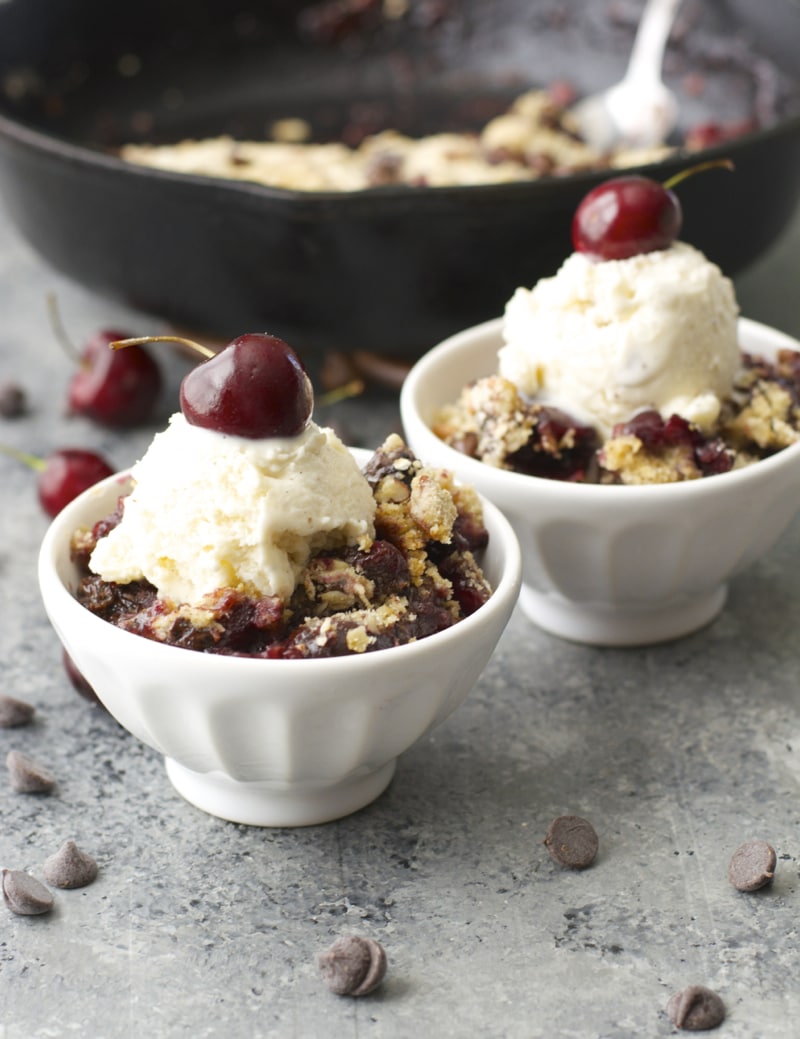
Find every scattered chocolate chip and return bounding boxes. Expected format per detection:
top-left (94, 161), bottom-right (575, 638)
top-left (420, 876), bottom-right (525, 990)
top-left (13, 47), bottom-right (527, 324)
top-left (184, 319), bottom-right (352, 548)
top-left (0, 380), bottom-right (27, 417)
top-left (544, 815), bottom-right (599, 869)
top-left (667, 985), bottom-right (726, 1031)
top-left (0, 694), bottom-right (35, 728)
top-left (318, 934), bottom-right (387, 996)
top-left (42, 840), bottom-right (98, 889)
top-left (2, 869), bottom-right (54, 915)
top-left (6, 750), bottom-right (56, 793)
top-left (727, 839), bottom-right (777, 892)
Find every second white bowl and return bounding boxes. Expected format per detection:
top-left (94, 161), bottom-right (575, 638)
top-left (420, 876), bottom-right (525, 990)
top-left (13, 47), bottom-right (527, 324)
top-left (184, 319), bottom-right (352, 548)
top-left (401, 316), bottom-right (800, 646)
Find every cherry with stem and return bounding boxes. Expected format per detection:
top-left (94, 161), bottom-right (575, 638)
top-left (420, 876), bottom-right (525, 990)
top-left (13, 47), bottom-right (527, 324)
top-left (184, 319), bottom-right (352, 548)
top-left (0, 442), bottom-right (114, 517)
top-left (572, 158), bottom-right (735, 261)
top-left (48, 295), bottom-right (163, 428)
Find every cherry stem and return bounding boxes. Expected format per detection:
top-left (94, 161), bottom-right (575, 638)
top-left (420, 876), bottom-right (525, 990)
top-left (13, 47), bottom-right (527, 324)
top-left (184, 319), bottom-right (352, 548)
top-left (0, 442), bottom-right (45, 472)
top-left (317, 379), bottom-right (365, 407)
top-left (110, 335), bottom-right (216, 360)
top-left (46, 292), bottom-right (82, 364)
top-left (663, 158), bottom-right (735, 192)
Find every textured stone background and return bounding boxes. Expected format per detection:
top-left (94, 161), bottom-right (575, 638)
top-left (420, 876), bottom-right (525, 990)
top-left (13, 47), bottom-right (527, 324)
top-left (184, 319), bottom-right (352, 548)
top-left (1, 193), bottom-right (800, 1039)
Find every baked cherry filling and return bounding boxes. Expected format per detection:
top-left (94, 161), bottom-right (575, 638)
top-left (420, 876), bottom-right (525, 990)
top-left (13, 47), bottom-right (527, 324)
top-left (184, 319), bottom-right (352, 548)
top-left (609, 410), bottom-right (735, 479)
top-left (507, 405), bottom-right (601, 482)
top-left (71, 437), bottom-right (493, 659)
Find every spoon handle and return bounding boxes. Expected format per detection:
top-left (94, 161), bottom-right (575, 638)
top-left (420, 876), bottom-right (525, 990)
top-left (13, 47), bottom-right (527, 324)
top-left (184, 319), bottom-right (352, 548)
top-left (625, 0), bottom-right (683, 85)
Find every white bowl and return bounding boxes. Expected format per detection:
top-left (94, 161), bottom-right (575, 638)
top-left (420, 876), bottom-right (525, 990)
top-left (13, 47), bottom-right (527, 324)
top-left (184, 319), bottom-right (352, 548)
top-left (37, 451), bottom-right (521, 827)
top-left (401, 316), bottom-right (800, 647)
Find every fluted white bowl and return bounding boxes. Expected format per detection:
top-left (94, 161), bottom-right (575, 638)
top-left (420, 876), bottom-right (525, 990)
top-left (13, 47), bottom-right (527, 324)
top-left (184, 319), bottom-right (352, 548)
top-left (401, 317), bottom-right (800, 646)
top-left (38, 450), bottom-right (521, 827)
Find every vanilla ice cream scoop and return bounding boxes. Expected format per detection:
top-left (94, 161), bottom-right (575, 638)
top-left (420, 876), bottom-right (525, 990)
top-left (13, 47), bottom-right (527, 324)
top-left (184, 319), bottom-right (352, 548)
top-left (89, 414), bottom-right (376, 606)
top-left (498, 242), bottom-right (740, 435)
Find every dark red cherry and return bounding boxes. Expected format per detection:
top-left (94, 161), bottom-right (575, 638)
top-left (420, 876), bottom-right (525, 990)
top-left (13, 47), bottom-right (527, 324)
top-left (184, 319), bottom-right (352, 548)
top-left (572, 175), bottom-right (682, 261)
top-left (37, 448), bottom-right (114, 517)
top-left (68, 329), bottom-right (162, 427)
top-left (1, 443), bottom-right (114, 517)
top-left (62, 649), bottom-right (104, 707)
top-left (180, 333), bottom-right (313, 438)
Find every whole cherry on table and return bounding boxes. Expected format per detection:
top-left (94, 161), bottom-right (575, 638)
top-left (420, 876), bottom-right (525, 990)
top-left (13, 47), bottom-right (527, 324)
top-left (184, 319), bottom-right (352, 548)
top-left (67, 327), bottom-right (162, 427)
top-left (0, 442), bottom-right (114, 517)
top-left (48, 298), bottom-right (163, 427)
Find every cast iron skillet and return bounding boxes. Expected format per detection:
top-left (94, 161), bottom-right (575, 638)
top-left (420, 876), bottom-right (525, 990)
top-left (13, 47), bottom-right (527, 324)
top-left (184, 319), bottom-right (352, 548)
top-left (1, 0), bottom-right (799, 357)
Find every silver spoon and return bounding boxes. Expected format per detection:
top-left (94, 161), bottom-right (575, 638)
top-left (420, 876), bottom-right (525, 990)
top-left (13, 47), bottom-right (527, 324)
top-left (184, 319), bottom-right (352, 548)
top-left (570, 0), bottom-right (683, 152)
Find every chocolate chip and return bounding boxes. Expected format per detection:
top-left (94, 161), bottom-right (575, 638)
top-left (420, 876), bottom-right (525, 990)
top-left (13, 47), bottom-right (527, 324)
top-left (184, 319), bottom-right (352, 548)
top-left (2, 869), bottom-right (54, 915)
top-left (0, 694), bottom-right (35, 728)
top-left (0, 380), bottom-right (27, 418)
top-left (544, 815), bottom-right (599, 869)
top-left (42, 840), bottom-right (98, 889)
top-left (318, 935), bottom-right (387, 996)
top-left (727, 839), bottom-right (777, 892)
top-left (6, 750), bottom-right (56, 793)
top-left (667, 985), bottom-right (726, 1031)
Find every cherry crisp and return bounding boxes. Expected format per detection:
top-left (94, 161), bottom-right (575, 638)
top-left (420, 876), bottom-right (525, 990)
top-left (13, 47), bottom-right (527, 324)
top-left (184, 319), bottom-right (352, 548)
top-left (70, 435), bottom-right (492, 658)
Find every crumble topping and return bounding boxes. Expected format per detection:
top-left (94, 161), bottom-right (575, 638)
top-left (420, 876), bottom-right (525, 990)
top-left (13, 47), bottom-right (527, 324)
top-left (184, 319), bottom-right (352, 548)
top-left (345, 625), bottom-right (371, 654)
top-left (118, 89), bottom-right (677, 193)
top-left (435, 376), bottom-right (535, 468)
top-left (721, 379), bottom-right (800, 451)
top-left (434, 350), bottom-right (800, 485)
top-left (599, 434), bottom-right (702, 485)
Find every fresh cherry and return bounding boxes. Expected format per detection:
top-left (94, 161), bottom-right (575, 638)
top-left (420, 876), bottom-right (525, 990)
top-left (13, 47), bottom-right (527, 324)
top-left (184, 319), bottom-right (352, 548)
top-left (179, 333), bottom-right (313, 438)
top-left (0, 443), bottom-right (114, 517)
top-left (37, 449), bottom-right (115, 517)
top-left (68, 328), bottom-right (162, 427)
top-left (572, 174), bottom-right (682, 261)
top-left (48, 298), bottom-right (162, 427)
top-left (62, 649), bottom-right (104, 707)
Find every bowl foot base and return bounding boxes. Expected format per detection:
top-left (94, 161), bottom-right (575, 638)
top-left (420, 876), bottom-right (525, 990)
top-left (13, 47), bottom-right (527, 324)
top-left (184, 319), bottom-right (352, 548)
top-left (519, 584), bottom-right (727, 646)
top-left (164, 758), bottom-right (397, 827)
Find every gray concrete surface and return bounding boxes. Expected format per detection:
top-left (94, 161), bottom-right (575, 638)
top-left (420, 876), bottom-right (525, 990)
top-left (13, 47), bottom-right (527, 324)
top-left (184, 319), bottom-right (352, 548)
top-left (1, 196), bottom-right (800, 1039)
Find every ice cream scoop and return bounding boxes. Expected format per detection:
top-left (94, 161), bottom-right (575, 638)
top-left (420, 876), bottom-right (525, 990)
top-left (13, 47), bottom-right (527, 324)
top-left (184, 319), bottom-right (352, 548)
top-left (89, 414), bottom-right (376, 606)
top-left (497, 241), bottom-right (740, 435)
